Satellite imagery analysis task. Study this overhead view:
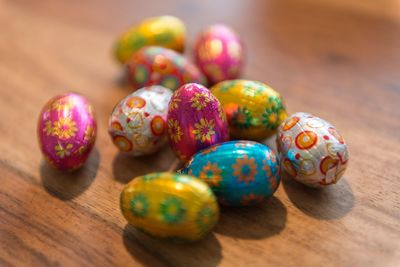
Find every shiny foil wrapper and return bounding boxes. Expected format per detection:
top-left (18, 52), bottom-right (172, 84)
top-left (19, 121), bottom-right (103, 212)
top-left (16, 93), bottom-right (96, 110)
top-left (120, 172), bottom-right (219, 242)
top-left (194, 24), bottom-right (244, 85)
top-left (37, 93), bottom-right (97, 171)
top-left (114, 15), bottom-right (186, 64)
top-left (127, 46), bottom-right (206, 91)
top-left (167, 83), bottom-right (230, 162)
top-left (211, 80), bottom-right (287, 140)
top-left (108, 86), bottom-right (172, 156)
top-left (182, 141), bottom-right (280, 206)
top-left (277, 112), bottom-right (349, 187)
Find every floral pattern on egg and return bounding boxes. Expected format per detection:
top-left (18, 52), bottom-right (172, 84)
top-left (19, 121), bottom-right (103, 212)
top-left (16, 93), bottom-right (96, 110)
top-left (108, 86), bottom-right (172, 156)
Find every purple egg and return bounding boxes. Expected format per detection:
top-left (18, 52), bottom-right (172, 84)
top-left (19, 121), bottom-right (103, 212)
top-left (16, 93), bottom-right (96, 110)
top-left (37, 93), bottom-right (97, 171)
top-left (167, 83), bottom-right (229, 162)
top-left (194, 24), bottom-right (244, 85)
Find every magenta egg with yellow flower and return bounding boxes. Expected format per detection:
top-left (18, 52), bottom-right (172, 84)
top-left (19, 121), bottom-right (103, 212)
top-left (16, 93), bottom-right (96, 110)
top-left (194, 24), bottom-right (244, 85)
top-left (167, 83), bottom-right (229, 162)
top-left (37, 93), bottom-right (97, 171)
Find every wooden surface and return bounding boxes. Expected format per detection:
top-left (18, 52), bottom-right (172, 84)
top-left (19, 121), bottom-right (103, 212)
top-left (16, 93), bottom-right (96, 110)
top-left (1, 0), bottom-right (399, 266)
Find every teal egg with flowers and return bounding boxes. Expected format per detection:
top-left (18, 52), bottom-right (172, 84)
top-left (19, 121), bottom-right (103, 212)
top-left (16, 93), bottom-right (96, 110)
top-left (181, 140), bottom-right (280, 206)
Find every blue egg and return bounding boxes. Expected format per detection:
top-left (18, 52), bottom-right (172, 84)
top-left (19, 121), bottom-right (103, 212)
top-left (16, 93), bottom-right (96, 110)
top-left (181, 140), bottom-right (280, 206)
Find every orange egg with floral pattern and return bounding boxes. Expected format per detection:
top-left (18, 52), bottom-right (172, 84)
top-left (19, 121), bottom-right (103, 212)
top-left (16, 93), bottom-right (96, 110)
top-left (167, 83), bottom-right (229, 162)
top-left (108, 86), bottom-right (172, 156)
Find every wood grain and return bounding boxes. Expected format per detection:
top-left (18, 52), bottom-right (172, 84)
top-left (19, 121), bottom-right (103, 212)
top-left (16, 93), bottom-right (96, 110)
top-left (0, 0), bottom-right (399, 266)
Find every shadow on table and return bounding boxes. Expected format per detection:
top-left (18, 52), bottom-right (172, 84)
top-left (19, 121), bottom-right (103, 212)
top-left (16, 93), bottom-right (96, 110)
top-left (282, 172), bottom-right (354, 220)
top-left (123, 224), bottom-right (222, 267)
top-left (214, 196), bottom-right (287, 239)
top-left (40, 148), bottom-right (99, 200)
top-left (112, 147), bottom-right (180, 184)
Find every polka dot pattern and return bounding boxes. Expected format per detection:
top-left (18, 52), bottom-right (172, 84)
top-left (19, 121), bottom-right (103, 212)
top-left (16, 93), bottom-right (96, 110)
top-left (277, 112), bottom-right (349, 187)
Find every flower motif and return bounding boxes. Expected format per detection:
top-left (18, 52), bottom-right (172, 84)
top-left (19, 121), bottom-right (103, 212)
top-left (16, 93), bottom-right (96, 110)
top-left (262, 160), bottom-right (272, 176)
top-left (199, 162), bottom-right (222, 187)
top-left (196, 205), bottom-right (217, 236)
top-left (201, 146), bottom-right (218, 156)
top-left (55, 143), bottom-right (73, 158)
top-left (190, 92), bottom-right (211, 111)
top-left (234, 141), bottom-right (254, 148)
top-left (217, 105), bottom-right (227, 122)
top-left (167, 118), bottom-right (183, 143)
top-left (169, 92), bottom-right (181, 111)
top-left (160, 196), bottom-right (186, 224)
top-left (232, 155), bottom-right (257, 184)
top-left (219, 80), bottom-right (236, 93)
top-left (43, 120), bottom-right (53, 135)
top-left (130, 193), bottom-right (149, 217)
top-left (240, 193), bottom-right (264, 205)
top-left (232, 107), bottom-right (253, 129)
top-left (53, 117), bottom-right (78, 139)
top-left (51, 99), bottom-right (73, 112)
top-left (192, 118), bottom-right (215, 143)
top-left (262, 108), bottom-right (280, 129)
top-left (84, 125), bottom-right (95, 142)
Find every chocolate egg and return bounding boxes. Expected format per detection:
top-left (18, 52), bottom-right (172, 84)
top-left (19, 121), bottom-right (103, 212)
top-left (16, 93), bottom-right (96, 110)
top-left (120, 172), bottom-right (219, 242)
top-left (181, 141), bottom-right (280, 206)
top-left (167, 83), bottom-right (229, 161)
top-left (114, 16), bottom-right (186, 64)
top-left (211, 79), bottom-right (287, 140)
top-left (108, 86), bottom-right (172, 156)
top-left (277, 112), bottom-right (349, 187)
top-left (194, 24), bottom-right (243, 85)
top-left (127, 46), bottom-right (206, 91)
top-left (37, 93), bottom-right (97, 171)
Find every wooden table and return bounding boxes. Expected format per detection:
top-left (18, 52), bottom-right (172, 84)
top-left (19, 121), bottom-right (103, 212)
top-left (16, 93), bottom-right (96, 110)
top-left (1, 0), bottom-right (399, 266)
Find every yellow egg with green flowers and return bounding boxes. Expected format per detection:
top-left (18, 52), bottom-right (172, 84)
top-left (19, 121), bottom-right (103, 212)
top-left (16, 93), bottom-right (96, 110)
top-left (120, 172), bottom-right (219, 242)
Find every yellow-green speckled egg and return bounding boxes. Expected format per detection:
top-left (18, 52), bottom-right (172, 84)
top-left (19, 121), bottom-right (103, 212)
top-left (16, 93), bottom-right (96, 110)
top-left (114, 16), bottom-right (186, 64)
top-left (211, 79), bottom-right (287, 140)
top-left (120, 172), bottom-right (219, 242)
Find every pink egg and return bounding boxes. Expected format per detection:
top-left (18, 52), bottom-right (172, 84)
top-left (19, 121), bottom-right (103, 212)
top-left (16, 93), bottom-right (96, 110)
top-left (37, 93), bottom-right (97, 171)
top-left (167, 83), bottom-right (229, 161)
top-left (194, 24), bottom-right (244, 85)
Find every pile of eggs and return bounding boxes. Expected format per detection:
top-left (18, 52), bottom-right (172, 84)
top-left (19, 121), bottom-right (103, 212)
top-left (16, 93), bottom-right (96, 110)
top-left (37, 15), bottom-right (349, 242)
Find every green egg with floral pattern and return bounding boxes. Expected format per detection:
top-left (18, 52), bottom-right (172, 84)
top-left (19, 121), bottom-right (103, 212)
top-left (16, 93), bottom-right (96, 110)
top-left (211, 80), bottom-right (288, 140)
top-left (120, 172), bottom-right (219, 242)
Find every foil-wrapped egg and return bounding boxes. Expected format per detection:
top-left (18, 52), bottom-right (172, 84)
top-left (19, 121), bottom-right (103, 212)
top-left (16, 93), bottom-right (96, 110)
top-left (211, 79), bottom-right (287, 140)
top-left (167, 83), bottom-right (229, 162)
top-left (37, 93), bottom-right (97, 171)
top-left (181, 141), bottom-right (280, 206)
top-left (277, 112), bottom-right (349, 187)
top-left (114, 15), bottom-right (186, 64)
top-left (194, 24), bottom-right (244, 85)
top-left (120, 172), bottom-right (219, 242)
top-left (127, 46), bottom-right (206, 91)
top-left (108, 86), bottom-right (172, 156)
